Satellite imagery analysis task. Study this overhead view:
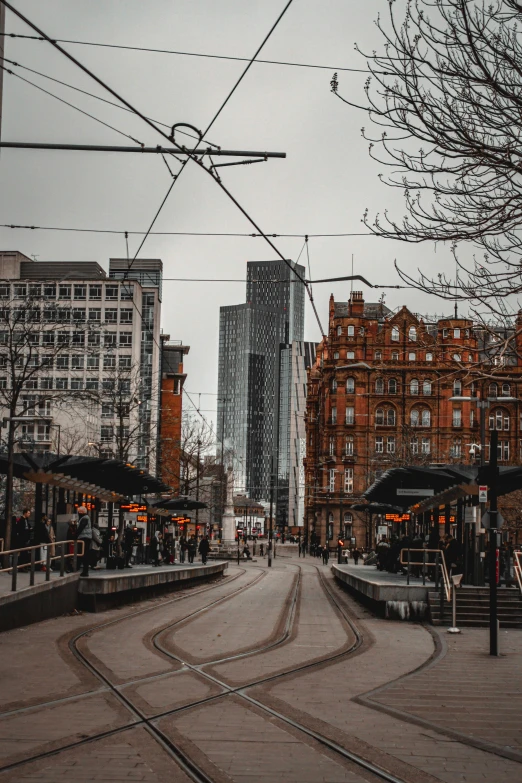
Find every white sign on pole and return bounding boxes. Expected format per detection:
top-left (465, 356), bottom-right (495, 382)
top-left (396, 488), bottom-right (435, 497)
top-left (478, 485), bottom-right (488, 503)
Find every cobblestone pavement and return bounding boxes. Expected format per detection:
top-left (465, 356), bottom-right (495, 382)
top-left (0, 556), bottom-right (520, 783)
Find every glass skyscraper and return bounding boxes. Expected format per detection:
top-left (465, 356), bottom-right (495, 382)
top-left (217, 260), bottom-right (305, 502)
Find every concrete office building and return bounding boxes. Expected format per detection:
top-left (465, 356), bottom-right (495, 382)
top-left (0, 252), bottom-right (162, 473)
top-left (217, 260), bottom-right (305, 502)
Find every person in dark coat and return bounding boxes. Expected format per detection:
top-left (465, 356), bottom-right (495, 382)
top-left (322, 545), bottom-right (329, 565)
top-left (198, 536), bottom-right (210, 565)
top-left (13, 509), bottom-right (32, 563)
top-left (150, 532), bottom-right (160, 566)
top-left (352, 547), bottom-right (360, 565)
top-left (124, 524), bottom-right (134, 569)
top-left (76, 506), bottom-right (93, 577)
top-left (444, 534), bottom-right (462, 574)
top-left (187, 535), bottom-right (197, 564)
top-left (33, 514), bottom-right (51, 570)
top-left (179, 535), bottom-right (187, 563)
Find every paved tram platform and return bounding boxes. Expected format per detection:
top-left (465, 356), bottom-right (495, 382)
top-left (0, 561), bottom-right (228, 630)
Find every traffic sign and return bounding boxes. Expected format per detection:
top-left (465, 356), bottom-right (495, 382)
top-left (481, 511), bottom-right (504, 529)
top-left (479, 485), bottom-right (488, 503)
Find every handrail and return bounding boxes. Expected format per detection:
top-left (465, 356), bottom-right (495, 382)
top-left (399, 548), bottom-right (452, 601)
top-left (514, 551), bottom-right (522, 596)
top-left (0, 540), bottom-right (84, 571)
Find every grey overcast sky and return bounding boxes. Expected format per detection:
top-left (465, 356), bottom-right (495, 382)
top-left (0, 0), bottom-right (457, 428)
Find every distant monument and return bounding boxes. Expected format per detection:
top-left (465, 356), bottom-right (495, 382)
top-left (221, 466), bottom-right (236, 545)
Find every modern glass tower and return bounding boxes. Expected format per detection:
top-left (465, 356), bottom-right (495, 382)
top-left (217, 260), bottom-right (305, 502)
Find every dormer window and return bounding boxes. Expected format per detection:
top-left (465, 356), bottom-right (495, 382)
top-left (408, 326), bottom-right (417, 342)
top-left (391, 326), bottom-right (400, 342)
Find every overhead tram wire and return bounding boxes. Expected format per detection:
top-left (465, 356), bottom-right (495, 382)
top-left (1, 0), bottom-right (326, 333)
top-left (0, 63), bottom-right (144, 145)
top-left (0, 223), bottom-right (376, 238)
top-left (0, 55), bottom-right (220, 148)
top-left (0, 31), bottom-right (391, 74)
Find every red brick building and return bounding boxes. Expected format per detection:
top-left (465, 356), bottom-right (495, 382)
top-left (304, 292), bottom-right (522, 548)
top-left (158, 337), bottom-right (190, 492)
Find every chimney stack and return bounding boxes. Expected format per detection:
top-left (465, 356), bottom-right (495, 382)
top-left (349, 291), bottom-right (364, 316)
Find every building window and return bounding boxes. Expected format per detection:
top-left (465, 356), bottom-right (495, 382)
top-left (453, 353), bottom-right (461, 362)
top-left (59, 284), bottom-right (71, 300)
top-left (71, 378), bottom-right (83, 390)
top-left (89, 285), bottom-right (102, 300)
top-left (119, 332), bottom-right (132, 347)
top-left (328, 516), bottom-right (334, 540)
top-left (408, 351), bottom-right (416, 361)
top-left (346, 377), bottom-right (355, 394)
top-left (119, 356), bottom-right (132, 369)
top-left (347, 325), bottom-right (354, 336)
top-left (344, 468), bottom-right (353, 493)
top-left (104, 308), bottom-right (118, 323)
top-left (346, 406), bottom-right (355, 425)
top-left (426, 352), bottom-right (433, 361)
top-left (106, 285), bottom-right (119, 300)
top-left (56, 378), bottom-right (68, 390)
top-left (388, 378), bottom-right (397, 394)
top-left (423, 379), bottom-right (432, 395)
top-left (40, 377), bottom-right (53, 390)
top-left (333, 351), bottom-right (339, 360)
top-left (347, 351), bottom-right (355, 360)
top-left (411, 408), bottom-right (431, 426)
top-left (120, 284), bottom-right (134, 301)
top-left (408, 326), bottom-right (417, 341)
top-left (0, 285), bottom-right (10, 299)
top-left (344, 512), bottom-right (353, 540)
top-left (71, 355), bottom-right (84, 370)
top-left (331, 378), bottom-right (337, 392)
top-left (422, 409), bottom-right (431, 426)
top-left (410, 379), bottom-right (419, 395)
top-left (104, 332), bottom-right (117, 348)
top-left (329, 436), bottom-right (335, 456)
top-left (451, 438), bottom-right (462, 458)
top-left (375, 378), bottom-right (384, 394)
top-left (499, 440), bottom-right (510, 461)
top-left (71, 330), bottom-right (84, 346)
top-left (89, 308), bottom-right (101, 322)
top-left (345, 435), bottom-right (354, 455)
top-left (72, 308), bottom-right (86, 322)
top-left (42, 332), bottom-right (55, 346)
top-left (331, 406), bottom-right (337, 424)
top-left (453, 379), bottom-right (462, 396)
top-left (329, 469), bottom-right (336, 492)
top-left (101, 426), bottom-right (114, 442)
top-left (411, 437), bottom-right (419, 454)
top-left (120, 309), bottom-right (133, 324)
top-left (443, 328), bottom-right (449, 338)
top-left (387, 436), bottom-right (396, 453)
top-left (453, 408), bottom-right (462, 427)
top-left (103, 355), bottom-right (116, 369)
top-left (375, 436), bottom-right (383, 453)
top-left (421, 437), bottom-right (431, 454)
top-left (391, 350), bottom-right (399, 361)
top-left (74, 285), bottom-right (87, 300)
top-left (101, 404), bottom-right (113, 418)
top-left (337, 325), bottom-right (342, 336)
top-left (376, 407), bottom-right (396, 426)
top-left (87, 355), bottom-right (100, 370)
top-left (375, 350), bottom-right (382, 360)
top-left (489, 409), bottom-right (510, 431)
top-left (502, 383), bottom-right (511, 397)
top-left (391, 326), bottom-right (399, 341)
top-left (454, 328), bottom-right (460, 338)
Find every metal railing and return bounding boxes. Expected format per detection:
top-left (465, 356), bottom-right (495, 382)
top-left (514, 551), bottom-right (522, 596)
top-left (0, 540), bottom-right (85, 592)
top-left (399, 548), bottom-right (452, 602)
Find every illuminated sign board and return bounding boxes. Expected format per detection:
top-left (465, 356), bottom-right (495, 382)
top-left (385, 513), bottom-right (411, 522)
top-left (119, 503), bottom-right (148, 513)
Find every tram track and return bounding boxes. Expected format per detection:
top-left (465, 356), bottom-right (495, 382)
top-left (0, 561), bottom-right (413, 783)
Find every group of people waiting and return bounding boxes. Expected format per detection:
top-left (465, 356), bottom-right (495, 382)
top-left (375, 532), bottom-right (462, 576)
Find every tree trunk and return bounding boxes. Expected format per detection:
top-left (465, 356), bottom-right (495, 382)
top-left (3, 413), bottom-right (16, 565)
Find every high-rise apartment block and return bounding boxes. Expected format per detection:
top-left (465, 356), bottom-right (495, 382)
top-left (0, 251), bottom-right (162, 472)
top-left (217, 260), bottom-right (305, 503)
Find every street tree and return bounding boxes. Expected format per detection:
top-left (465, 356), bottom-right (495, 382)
top-left (332, 0), bottom-right (522, 316)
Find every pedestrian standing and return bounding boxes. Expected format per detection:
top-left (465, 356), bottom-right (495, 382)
top-left (34, 514), bottom-right (51, 571)
top-left (179, 535), bottom-right (187, 563)
top-left (76, 506), bottom-right (93, 577)
top-left (322, 545), bottom-right (330, 565)
top-left (13, 508), bottom-right (32, 563)
top-left (199, 535), bottom-right (210, 565)
top-left (352, 547), bottom-right (360, 566)
top-left (187, 535), bottom-right (196, 564)
top-left (150, 531), bottom-right (160, 566)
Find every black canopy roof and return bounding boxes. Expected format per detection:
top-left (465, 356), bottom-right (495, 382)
top-left (152, 496), bottom-right (208, 512)
top-left (0, 452), bottom-right (171, 501)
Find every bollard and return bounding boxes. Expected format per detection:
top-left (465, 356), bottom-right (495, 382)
top-left (11, 551), bottom-right (18, 592)
top-left (448, 573), bottom-right (463, 634)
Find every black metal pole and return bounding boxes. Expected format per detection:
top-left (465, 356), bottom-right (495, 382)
top-left (268, 456), bottom-right (274, 568)
top-left (0, 141), bottom-right (286, 157)
top-left (489, 429), bottom-right (499, 656)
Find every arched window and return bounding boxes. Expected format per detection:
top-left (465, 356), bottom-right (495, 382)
top-left (387, 408), bottom-right (396, 425)
top-left (408, 325), bottom-right (417, 342)
top-left (502, 383), bottom-right (511, 397)
top-left (423, 379), bottom-right (432, 396)
top-left (375, 407), bottom-right (395, 426)
top-left (410, 409), bottom-right (420, 427)
top-left (391, 326), bottom-right (400, 342)
top-left (376, 407), bottom-right (384, 425)
top-left (410, 378), bottom-right (419, 395)
top-left (422, 409), bottom-right (431, 426)
top-left (331, 378), bottom-right (337, 392)
top-left (489, 408), bottom-right (510, 431)
top-left (451, 438), bottom-right (462, 458)
top-left (346, 377), bottom-right (355, 394)
top-left (344, 512), bottom-right (353, 539)
top-left (453, 379), bottom-right (462, 396)
top-left (411, 408), bottom-right (431, 427)
top-left (426, 352), bottom-right (433, 362)
top-left (375, 378), bottom-right (384, 394)
top-left (337, 325), bottom-right (342, 336)
top-left (347, 325), bottom-right (354, 336)
top-left (344, 511), bottom-right (353, 523)
top-left (391, 350), bottom-right (399, 361)
top-left (388, 378), bottom-right (397, 394)
top-left (333, 351), bottom-right (339, 360)
top-left (489, 382), bottom-right (498, 398)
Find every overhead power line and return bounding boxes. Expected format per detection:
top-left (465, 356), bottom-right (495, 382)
top-left (0, 223), bottom-right (376, 238)
top-left (0, 141), bottom-right (285, 157)
top-left (0, 31), bottom-right (386, 74)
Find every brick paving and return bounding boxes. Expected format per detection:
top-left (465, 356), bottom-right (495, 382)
top-left (0, 557), bottom-right (521, 783)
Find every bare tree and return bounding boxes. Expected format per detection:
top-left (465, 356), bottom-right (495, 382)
top-left (332, 0), bottom-right (522, 316)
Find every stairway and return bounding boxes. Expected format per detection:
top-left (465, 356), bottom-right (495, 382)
top-left (429, 587), bottom-right (522, 627)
